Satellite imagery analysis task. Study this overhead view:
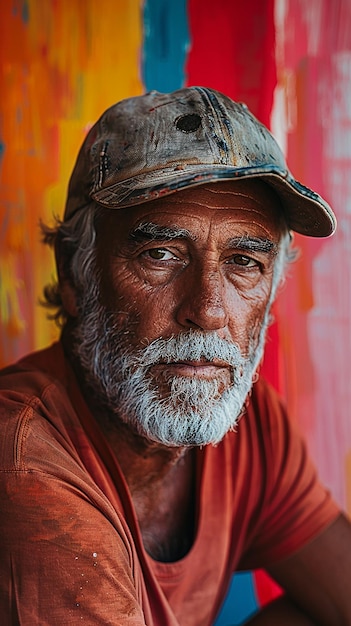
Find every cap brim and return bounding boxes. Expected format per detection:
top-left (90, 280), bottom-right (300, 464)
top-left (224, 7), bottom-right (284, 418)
top-left (92, 164), bottom-right (336, 238)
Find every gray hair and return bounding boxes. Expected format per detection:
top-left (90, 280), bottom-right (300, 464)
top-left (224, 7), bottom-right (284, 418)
top-left (41, 204), bottom-right (100, 324)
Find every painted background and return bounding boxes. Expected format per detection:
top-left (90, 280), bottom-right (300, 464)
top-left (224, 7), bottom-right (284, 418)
top-left (1, 0), bottom-right (351, 623)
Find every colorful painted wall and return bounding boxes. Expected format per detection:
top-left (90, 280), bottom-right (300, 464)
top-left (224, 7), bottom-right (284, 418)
top-left (1, 0), bottom-right (351, 623)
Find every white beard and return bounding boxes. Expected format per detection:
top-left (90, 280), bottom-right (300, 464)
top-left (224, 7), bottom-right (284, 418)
top-left (73, 282), bottom-right (268, 447)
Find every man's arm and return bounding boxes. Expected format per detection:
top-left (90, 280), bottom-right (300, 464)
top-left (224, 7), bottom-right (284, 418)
top-left (244, 596), bottom-right (314, 625)
top-left (245, 514), bottom-right (351, 625)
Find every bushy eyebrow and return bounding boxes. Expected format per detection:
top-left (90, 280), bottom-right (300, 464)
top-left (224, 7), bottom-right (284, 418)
top-left (130, 221), bottom-right (194, 242)
top-left (227, 236), bottom-right (278, 255)
top-left (128, 223), bottom-right (277, 256)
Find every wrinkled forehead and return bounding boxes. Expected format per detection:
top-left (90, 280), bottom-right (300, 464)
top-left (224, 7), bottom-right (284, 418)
top-left (95, 179), bottom-right (289, 241)
top-left (166, 179), bottom-right (287, 216)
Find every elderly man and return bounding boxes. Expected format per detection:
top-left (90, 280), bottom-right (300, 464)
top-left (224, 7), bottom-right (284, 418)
top-left (0, 87), bottom-right (350, 625)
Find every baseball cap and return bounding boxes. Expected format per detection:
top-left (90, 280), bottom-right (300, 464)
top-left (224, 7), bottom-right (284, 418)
top-left (64, 86), bottom-right (336, 237)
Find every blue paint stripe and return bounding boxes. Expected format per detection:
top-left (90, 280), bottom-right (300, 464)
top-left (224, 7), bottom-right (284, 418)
top-left (214, 572), bottom-right (258, 626)
top-left (22, 1), bottom-right (29, 23)
top-left (142, 0), bottom-right (189, 93)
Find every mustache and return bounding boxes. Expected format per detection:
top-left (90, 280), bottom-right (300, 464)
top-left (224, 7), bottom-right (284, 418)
top-left (130, 330), bottom-right (246, 369)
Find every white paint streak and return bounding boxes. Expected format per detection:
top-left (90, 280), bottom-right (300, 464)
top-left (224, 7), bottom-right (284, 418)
top-left (299, 0), bottom-right (323, 56)
top-left (271, 0), bottom-right (288, 151)
top-left (271, 0), bottom-right (296, 146)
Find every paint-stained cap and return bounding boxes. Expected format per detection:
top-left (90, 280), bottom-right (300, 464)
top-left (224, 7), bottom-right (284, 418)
top-left (64, 86), bottom-right (336, 237)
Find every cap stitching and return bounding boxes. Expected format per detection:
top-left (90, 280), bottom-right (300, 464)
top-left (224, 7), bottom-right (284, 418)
top-left (96, 141), bottom-right (109, 191)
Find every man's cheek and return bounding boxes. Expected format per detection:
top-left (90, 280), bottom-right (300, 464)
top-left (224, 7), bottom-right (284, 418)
top-left (229, 301), bottom-right (270, 355)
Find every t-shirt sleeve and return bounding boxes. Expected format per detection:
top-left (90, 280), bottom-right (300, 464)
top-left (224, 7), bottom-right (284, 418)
top-left (0, 387), bottom-right (148, 626)
top-left (239, 380), bottom-right (341, 570)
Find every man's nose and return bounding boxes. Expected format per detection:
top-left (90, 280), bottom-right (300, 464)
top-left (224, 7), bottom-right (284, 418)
top-left (175, 265), bottom-right (229, 331)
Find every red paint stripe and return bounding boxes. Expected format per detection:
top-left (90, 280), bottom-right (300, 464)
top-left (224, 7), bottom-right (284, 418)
top-left (186, 0), bottom-right (277, 126)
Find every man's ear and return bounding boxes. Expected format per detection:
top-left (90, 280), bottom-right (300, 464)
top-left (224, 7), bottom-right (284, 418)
top-left (55, 238), bottom-right (79, 318)
top-left (60, 279), bottom-right (79, 318)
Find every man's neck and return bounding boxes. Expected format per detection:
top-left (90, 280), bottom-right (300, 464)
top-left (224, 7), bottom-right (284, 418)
top-left (99, 411), bottom-right (191, 489)
top-left (84, 377), bottom-right (196, 562)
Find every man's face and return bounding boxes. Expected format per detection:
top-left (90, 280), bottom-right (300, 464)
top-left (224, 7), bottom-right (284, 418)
top-left (97, 179), bottom-right (284, 354)
top-left (74, 180), bottom-right (286, 447)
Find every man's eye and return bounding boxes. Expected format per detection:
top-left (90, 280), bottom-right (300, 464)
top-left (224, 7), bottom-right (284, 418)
top-left (146, 248), bottom-right (174, 260)
top-left (228, 254), bottom-right (257, 267)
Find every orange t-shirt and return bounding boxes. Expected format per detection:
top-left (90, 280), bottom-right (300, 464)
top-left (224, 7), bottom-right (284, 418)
top-left (0, 342), bottom-right (339, 625)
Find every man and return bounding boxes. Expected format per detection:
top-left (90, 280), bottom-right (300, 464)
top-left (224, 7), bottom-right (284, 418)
top-left (0, 87), bottom-right (350, 625)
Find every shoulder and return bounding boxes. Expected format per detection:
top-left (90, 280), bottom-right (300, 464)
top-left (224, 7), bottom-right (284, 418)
top-left (237, 377), bottom-right (292, 455)
top-left (0, 343), bottom-right (80, 472)
top-left (248, 376), bottom-right (287, 422)
top-left (239, 376), bottom-right (310, 483)
top-left (236, 378), bottom-right (341, 567)
top-left (0, 342), bottom-right (68, 395)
